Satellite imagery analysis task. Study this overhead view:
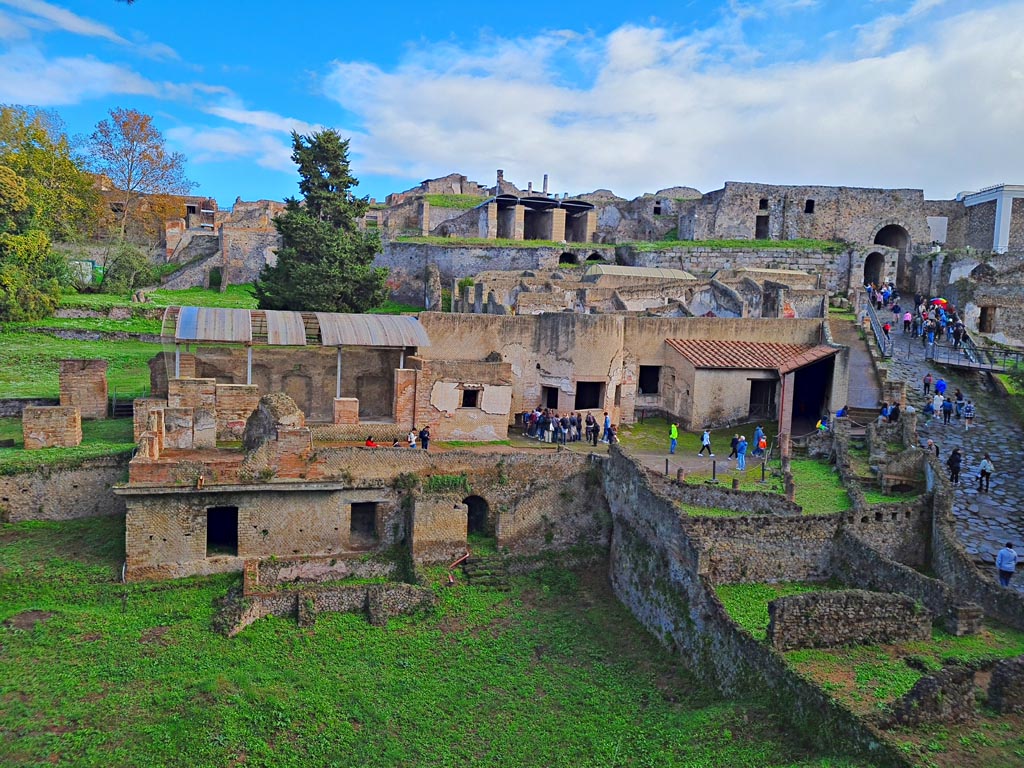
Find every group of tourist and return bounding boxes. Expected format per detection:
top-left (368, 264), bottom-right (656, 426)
top-left (920, 373), bottom-right (978, 430)
top-left (364, 426), bottom-right (431, 450)
top-left (867, 284), bottom-right (968, 351)
top-left (523, 407), bottom-right (615, 446)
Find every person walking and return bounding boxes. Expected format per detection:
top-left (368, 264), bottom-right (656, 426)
top-left (736, 435), bottom-right (748, 471)
top-left (727, 434), bottom-right (739, 461)
top-left (923, 372), bottom-right (933, 395)
top-left (941, 397), bottom-right (954, 425)
top-left (935, 377), bottom-right (947, 397)
top-left (407, 429), bottom-right (417, 449)
top-left (698, 429), bottom-right (714, 456)
top-left (946, 447), bottom-right (962, 485)
top-left (978, 454), bottom-right (994, 492)
top-left (669, 422), bottom-right (678, 455)
top-left (419, 425), bottom-right (431, 451)
top-left (963, 400), bottom-right (975, 431)
top-left (997, 542), bottom-right (1018, 587)
top-left (601, 412), bottom-right (612, 443)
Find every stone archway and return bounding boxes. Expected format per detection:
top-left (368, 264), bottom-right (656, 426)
top-left (873, 223), bottom-right (911, 289)
top-left (559, 252), bottom-right (578, 266)
top-left (863, 251), bottom-right (885, 287)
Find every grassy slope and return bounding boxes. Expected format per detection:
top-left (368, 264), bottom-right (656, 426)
top-left (0, 517), bottom-right (863, 768)
top-left (0, 418), bottom-right (134, 474)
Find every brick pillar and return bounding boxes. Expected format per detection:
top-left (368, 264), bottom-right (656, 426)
top-left (549, 208), bottom-right (566, 242)
top-left (133, 398), bottom-right (167, 441)
top-left (479, 202), bottom-right (498, 239)
top-left (419, 200), bottom-right (431, 236)
top-left (59, 359), bottom-right (108, 420)
top-left (333, 398), bottom-right (360, 425)
top-left (779, 371), bottom-right (796, 438)
top-left (394, 369), bottom-right (417, 428)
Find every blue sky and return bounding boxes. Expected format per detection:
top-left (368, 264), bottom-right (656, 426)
top-left (1, 0), bottom-right (1021, 208)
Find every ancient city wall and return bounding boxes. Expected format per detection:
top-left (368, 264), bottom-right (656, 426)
top-left (0, 456), bottom-right (128, 522)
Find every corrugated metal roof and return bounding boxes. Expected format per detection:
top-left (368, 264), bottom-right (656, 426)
top-left (315, 312), bottom-right (430, 348)
top-left (665, 339), bottom-right (836, 372)
top-left (264, 310), bottom-right (308, 346)
top-left (164, 307), bottom-right (430, 348)
top-left (175, 307), bottom-right (253, 343)
top-left (583, 264), bottom-right (697, 281)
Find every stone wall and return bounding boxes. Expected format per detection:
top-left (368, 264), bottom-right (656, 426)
top-left (601, 448), bottom-right (908, 765)
top-left (988, 656), bottom-right (1024, 714)
top-left (408, 357), bottom-right (513, 441)
top-left (0, 398), bottom-right (58, 418)
top-left (59, 359), bottom-right (108, 420)
top-left (925, 455), bottom-right (1024, 632)
top-left (215, 385), bottom-right (260, 441)
top-left (886, 667), bottom-right (977, 727)
top-left (0, 456), bottom-right (128, 522)
top-left (22, 405), bottom-right (82, 449)
top-left (617, 244), bottom-right (889, 294)
top-left (766, 590), bottom-right (931, 651)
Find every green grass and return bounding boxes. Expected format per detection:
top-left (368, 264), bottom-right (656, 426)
top-left (790, 459), bottom-right (852, 515)
top-left (0, 517), bottom-right (866, 767)
top-left (618, 416), bottom-right (777, 458)
top-left (367, 300), bottom-right (423, 315)
top-left (0, 331), bottom-right (159, 398)
top-left (0, 418), bottom-right (134, 474)
top-left (422, 193), bottom-right (487, 210)
top-left (787, 623), bottom-right (1024, 715)
top-left (5, 316), bottom-right (163, 335)
top-left (862, 488), bottom-right (921, 506)
top-left (680, 504), bottom-right (749, 518)
top-left (626, 238), bottom-right (846, 254)
top-left (60, 284), bottom-right (259, 311)
top-left (395, 236), bottom-right (614, 250)
top-left (716, 582), bottom-right (839, 640)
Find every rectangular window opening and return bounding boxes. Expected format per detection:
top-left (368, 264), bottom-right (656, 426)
top-left (461, 388), bottom-right (480, 408)
top-left (758, 198), bottom-right (769, 210)
top-left (350, 502), bottom-right (379, 545)
top-left (638, 366), bottom-right (661, 395)
top-left (804, 199), bottom-right (815, 214)
top-left (653, 202), bottom-right (663, 215)
top-left (574, 381), bottom-right (604, 410)
top-left (206, 506), bottom-right (238, 557)
top-left (980, 306), bottom-right (997, 333)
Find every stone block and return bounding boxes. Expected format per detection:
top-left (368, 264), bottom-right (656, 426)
top-left (22, 405), bottom-right (82, 449)
top-left (333, 398), bottom-right (360, 425)
top-left (193, 407), bottom-right (217, 449)
top-left (133, 398), bottom-right (167, 442)
top-left (163, 407), bottom-right (195, 450)
top-left (887, 667), bottom-right (976, 726)
top-left (167, 378), bottom-right (217, 410)
top-left (988, 655), bottom-right (1024, 714)
top-left (59, 359), bottom-right (107, 420)
top-left (945, 603), bottom-right (983, 637)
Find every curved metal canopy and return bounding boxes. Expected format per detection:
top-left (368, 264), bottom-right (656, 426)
top-left (163, 306), bottom-right (430, 348)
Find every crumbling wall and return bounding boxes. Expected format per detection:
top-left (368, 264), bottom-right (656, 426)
top-left (766, 590), bottom-right (931, 651)
top-left (22, 406), bottom-right (81, 449)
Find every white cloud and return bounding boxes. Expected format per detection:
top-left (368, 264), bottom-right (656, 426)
top-left (0, 8), bottom-right (29, 39)
top-left (855, 0), bottom-right (947, 54)
top-left (166, 124), bottom-right (296, 172)
top-left (320, 2), bottom-right (1024, 199)
top-left (0, 46), bottom-right (156, 104)
top-left (202, 105), bottom-right (321, 136)
top-left (0, 0), bottom-right (127, 44)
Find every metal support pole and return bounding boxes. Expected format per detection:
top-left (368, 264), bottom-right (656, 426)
top-left (400, 349), bottom-right (405, 369)
top-left (246, 346), bottom-right (253, 386)
top-left (712, 460), bottom-right (717, 482)
top-left (174, 344), bottom-right (180, 378)
top-left (665, 458), bottom-right (669, 476)
top-left (336, 347), bottom-right (342, 399)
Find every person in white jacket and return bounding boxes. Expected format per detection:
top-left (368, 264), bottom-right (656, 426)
top-left (996, 542), bottom-right (1018, 587)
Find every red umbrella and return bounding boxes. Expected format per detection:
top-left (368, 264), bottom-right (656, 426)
top-left (930, 298), bottom-right (948, 307)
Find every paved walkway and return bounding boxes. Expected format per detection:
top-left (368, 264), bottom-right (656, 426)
top-left (831, 317), bottom-right (883, 408)
top-left (877, 330), bottom-right (1024, 574)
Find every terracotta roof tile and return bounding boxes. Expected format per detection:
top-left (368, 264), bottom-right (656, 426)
top-left (665, 339), bottom-right (837, 373)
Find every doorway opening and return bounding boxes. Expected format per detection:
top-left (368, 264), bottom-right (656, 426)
top-left (542, 386), bottom-right (559, 410)
top-left (206, 506), bottom-right (238, 557)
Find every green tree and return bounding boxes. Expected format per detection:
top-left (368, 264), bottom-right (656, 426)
top-left (0, 105), bottom-right (99, 241)
top-left (99, 240), bottom-right (155, 294)
top-left (0, 228), bottom-right (66, 320)
top-left (254, 130), bottom-right (387, 313)
top-left (88, 107), bottom-right (193, 240)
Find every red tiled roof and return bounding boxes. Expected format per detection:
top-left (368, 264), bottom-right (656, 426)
top-left (665, 339), bottom-right (837, 373)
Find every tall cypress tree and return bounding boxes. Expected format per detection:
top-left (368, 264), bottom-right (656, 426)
top-left (254, 130), bottom-right (387, 313)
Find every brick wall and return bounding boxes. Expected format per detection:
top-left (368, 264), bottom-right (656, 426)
top-left (0, 456), bottom-right (128, 522)
top-left (215, 385), bottom-right (260, 441)
top-left (766, 590), bottom-right (931, 651)
top-left (59, 359), bottom-right (107, 420)
top-left (22, 405), bottom-right (82, 449)
top-left (133, 398), bottom-right (167, 441)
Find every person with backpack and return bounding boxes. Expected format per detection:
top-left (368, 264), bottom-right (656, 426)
top-left (698, 429), bottom-right (714, 456)
top-left (946, 447), bottom-right (962, 485)
top-left (941, 397), bottom-right (954, 425)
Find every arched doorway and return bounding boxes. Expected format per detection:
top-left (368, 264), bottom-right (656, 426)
top-left (586, 252), bottom-right (605, 262)
top-left (558, 252), bottom-right (578, 266)
top-left (465, 495), bottom-right (490, 535)
top-left (873, 224), bottom-right (910, 289)
top-left (863, 252), bottom-right (885, 287)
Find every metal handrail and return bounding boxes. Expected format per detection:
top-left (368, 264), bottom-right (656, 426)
top-left (862, 297), bottom-right (894, 358)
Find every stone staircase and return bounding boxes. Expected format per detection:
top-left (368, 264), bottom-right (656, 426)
top-left (462, 555), bottom-right (511, 591)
